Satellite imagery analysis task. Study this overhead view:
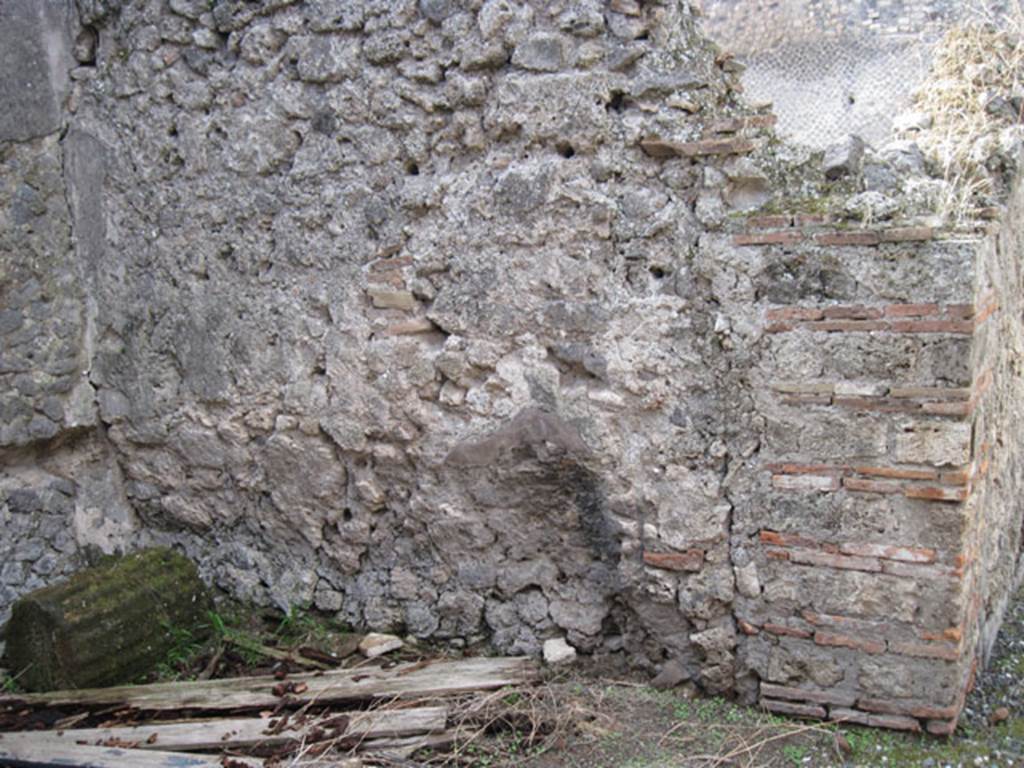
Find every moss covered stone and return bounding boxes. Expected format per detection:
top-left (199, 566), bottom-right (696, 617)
top-left (2, 548), bottom-right (212, 692)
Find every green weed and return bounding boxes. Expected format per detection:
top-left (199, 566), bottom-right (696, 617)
top-left (673, 700), bottom-right (691, 719)
top-left (274, 604), bottom-right (342, 645)
top-left (207, 610), bottom-right (228, 639)
top-left (154, 623), bottom-right (205, 681)
top-left (1, 671), bottom-right (21, 694)
top-left (782, 744), bottom-right (807, 765)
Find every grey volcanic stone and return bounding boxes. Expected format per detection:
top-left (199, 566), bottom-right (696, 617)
top-left (651, 659), bottom-right (690, 690)
top-left (823, 134), bottom-right (866, 180)
top-left (543, 637), bottom-right (577, 665)
top-left (0, 0), bottom-right (74, 141)
top-left (419, 0), bottom-right (454, 23)
top-left (512, 33), bottom-right (568, 71)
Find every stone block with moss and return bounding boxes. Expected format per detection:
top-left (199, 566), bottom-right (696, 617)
top-left (2, 548), bottom-right (212, 692)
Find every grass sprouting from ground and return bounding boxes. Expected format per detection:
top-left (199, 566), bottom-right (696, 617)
top-left (150, 600), bottom-right (359, 683)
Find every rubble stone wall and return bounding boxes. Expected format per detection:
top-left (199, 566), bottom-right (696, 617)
top-left (2, 0), bottom-right (1024, 732)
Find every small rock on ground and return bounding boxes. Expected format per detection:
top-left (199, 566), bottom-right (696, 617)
top-left (358, 632), bottom-right (404, 659)
top-left (650, 659), bottom-right (689, 690)
top-left (543, 637), bottom-right (577, 665)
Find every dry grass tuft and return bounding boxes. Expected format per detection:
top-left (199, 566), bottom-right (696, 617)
top-left (912, 0), bottom-right (1024, 224)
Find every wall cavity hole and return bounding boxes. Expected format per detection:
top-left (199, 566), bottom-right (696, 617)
top-left (607, 91), bottom-right (626, 113)
top-left (649, 266), bottom-right (667, 279)
top-left (343, 508), bottom-right (353, 522)
top-left (406, 160), bottom-right (420, 176)
top-left (556, 142), bottom-right (575, 159)
top-left (74, 26), bottom-right (98, 65)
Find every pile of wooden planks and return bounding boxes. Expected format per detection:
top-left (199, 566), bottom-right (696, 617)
top-left (0, 656), bottom-right (540, 767)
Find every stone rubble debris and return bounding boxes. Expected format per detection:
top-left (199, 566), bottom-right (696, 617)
top-left (542, 637), bottom-right (577, 666)
top-left (358, 633), bottom-right (405, 659)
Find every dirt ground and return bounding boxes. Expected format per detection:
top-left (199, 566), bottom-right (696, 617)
top-left (455, 581), bottom-right (1024, 768)
top-left (5, 586), bottom-right (1024, 767)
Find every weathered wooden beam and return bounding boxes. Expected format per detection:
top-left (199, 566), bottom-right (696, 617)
top-left (0, 656), bottom-right (539, 712)
top-left (360, 730), bottom-right (458, 759)
top-left (0, 707), bottom-right (446, 753)
top-left (0, 742), bottom-right (236, 768)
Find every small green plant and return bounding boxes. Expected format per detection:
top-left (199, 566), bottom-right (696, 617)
top-left (782, 744), bottom-right (807, 765)
top-left (696, 697), bottom-right (721, 722)
top-left (207, 610), bottom-right (228, 639)
top-left (155, 623), bottom-right (205, 681)
top-left (274, 605), bottom-right (329, 644)
top-left (722, 701), bottom-right (745, 724)
top-left (1, 672), bottom-right (20, 694)
top-left (226, 630), bottom-right (268, 666)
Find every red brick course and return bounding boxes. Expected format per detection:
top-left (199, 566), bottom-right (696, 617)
top-left (733, 231), bottom-right (804, 246)
top-left (765, 462), bottom-right (843, 476)
top-left (764, 302), bottom-right (996, 335)
top-left (761, 529), bottom-right (943, 565)
top-left (763, 623), bottom-right (812, 639)
top-left (832, 397), bottom-right (920, 414)
top-left (709, 114), bottom-right (778, 133)
top-left (761, 699), bottom-right (827, 719)
top-left (642, 550), bottom-right (704, 572)
top-left (842, 477), bottom-right (904, 495)
top-left (772, 474), bottom-right (840, 492)
top-left (759, 530), bottom-right (821, 549)
top-left (830, 708), bottom-right (922, 731)
top-left (760, 683), bottom-right (857, 707)
top-left (837, 542), bottom-right (936, 563)
top-left (641, 136), bottom-right (756, 157)
top-left (889, 641), bottom-right (961, 661)
top-left (881, 560), bottom-right (964, 580)
top-left (738, 619), bottom-right (760, 635)
top-left (765, 307), bottom-right (825, 322)
top-left (745, 214), bottom-right (792, 229)
top-left (904, 486), bottom-right (969, 503)
top-left (769, 458), bottom-right (979, 502)
top-left (858, 698), bottom-right (960, 720)
top-left (927, 719), bottom-right (958, 735)
top-left (888, 319), bottom-right (975, 334)
top-left (878, 226), bottom-right (935, 242)
top-left (793, 213), bottom-right (830, 226)
top-left (804, 320), bottom-right (888, 333)
top-left (853, 466), bottom-right (939, 482)
top-left (822, 305), bottom-right (884, 320)
top-left (814, 631), bottom-right (885, 654)
top-left (884, 303), bottom-right (941, 317)
top-left (789, 549), bottom-right (881, 572)
top-left (814, 231), bottom-right (880, 246)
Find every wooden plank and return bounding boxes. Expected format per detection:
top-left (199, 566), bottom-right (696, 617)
top-left (0, 742), bottom-right (240, 768)
top-left (0, 707), bottom-right (446, 753)
top-left (361, 730), bottom-right (457, 758)
top-left (0, 657), bottom-right (538, 712)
